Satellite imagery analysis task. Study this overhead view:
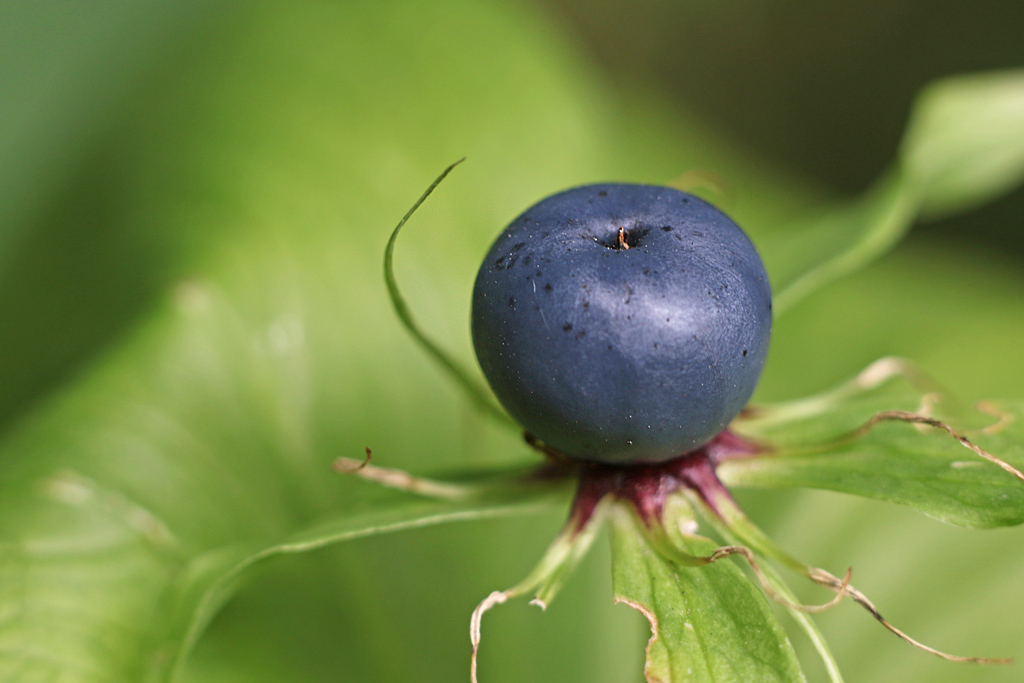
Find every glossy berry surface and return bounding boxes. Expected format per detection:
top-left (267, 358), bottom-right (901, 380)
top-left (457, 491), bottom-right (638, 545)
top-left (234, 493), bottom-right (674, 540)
top-left (471, 184), bottom-right (771, 464)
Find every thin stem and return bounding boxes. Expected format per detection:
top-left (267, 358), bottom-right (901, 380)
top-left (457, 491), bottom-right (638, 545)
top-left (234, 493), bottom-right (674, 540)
top-left (712, 518), bottom-right (846, 683)
top-left (384, 159), bottom-right (518, 430)
top-left (759, 560), bottom-right (847, 683)
top-left (334, 454), bottom-right (478, 500)
top-left (735, 356), bottom-right (940, 433)
top-left (626, 494), bottom-right (845, 614)
top-left (856, 410), bottom-right (1024, 483)
top-left (470, 500), bottom-right (607, 683)
top-left (333, 449), bottom-right (573, 501)
top-left (695, 491), bottom-right (1011, 665)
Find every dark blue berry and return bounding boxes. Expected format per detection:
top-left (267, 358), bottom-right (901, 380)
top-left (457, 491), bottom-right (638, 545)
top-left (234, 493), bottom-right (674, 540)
top-left (471, 184), bottom-right (771, 464)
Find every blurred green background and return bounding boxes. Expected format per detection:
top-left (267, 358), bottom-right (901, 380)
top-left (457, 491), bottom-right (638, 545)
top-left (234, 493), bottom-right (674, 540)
top-left (1, 1), bottom-right (1022, 682)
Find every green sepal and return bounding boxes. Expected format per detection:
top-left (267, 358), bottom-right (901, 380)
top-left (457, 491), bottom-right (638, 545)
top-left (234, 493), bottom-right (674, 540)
top-left (609, 497), bottom-right (806, 683)
top-left (729, 361), bottom-right (1024, 528)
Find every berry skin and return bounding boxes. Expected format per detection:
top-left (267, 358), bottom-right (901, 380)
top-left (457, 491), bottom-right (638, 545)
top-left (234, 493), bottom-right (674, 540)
top-left (471, 184), bottom-right (772, 465)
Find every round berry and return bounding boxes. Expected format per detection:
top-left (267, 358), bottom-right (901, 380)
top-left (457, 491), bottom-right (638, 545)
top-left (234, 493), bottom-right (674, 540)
top-left (471, 184), bottom-right (771, 464)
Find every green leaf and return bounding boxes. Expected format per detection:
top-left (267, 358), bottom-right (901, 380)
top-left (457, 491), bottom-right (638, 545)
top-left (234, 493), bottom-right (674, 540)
top-left (6, 0), bottom-right (1024, 680)
top-left (727, 364), bottom-right (1024, 528)
top-left (767, 69), bottom-right (1024, 315)
top-left (609, 500), bottom-right (806, 683)
top-left (176, 487), bottom-right (562, 681)
top-left (901, 69), bottom-right (1024, 218)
